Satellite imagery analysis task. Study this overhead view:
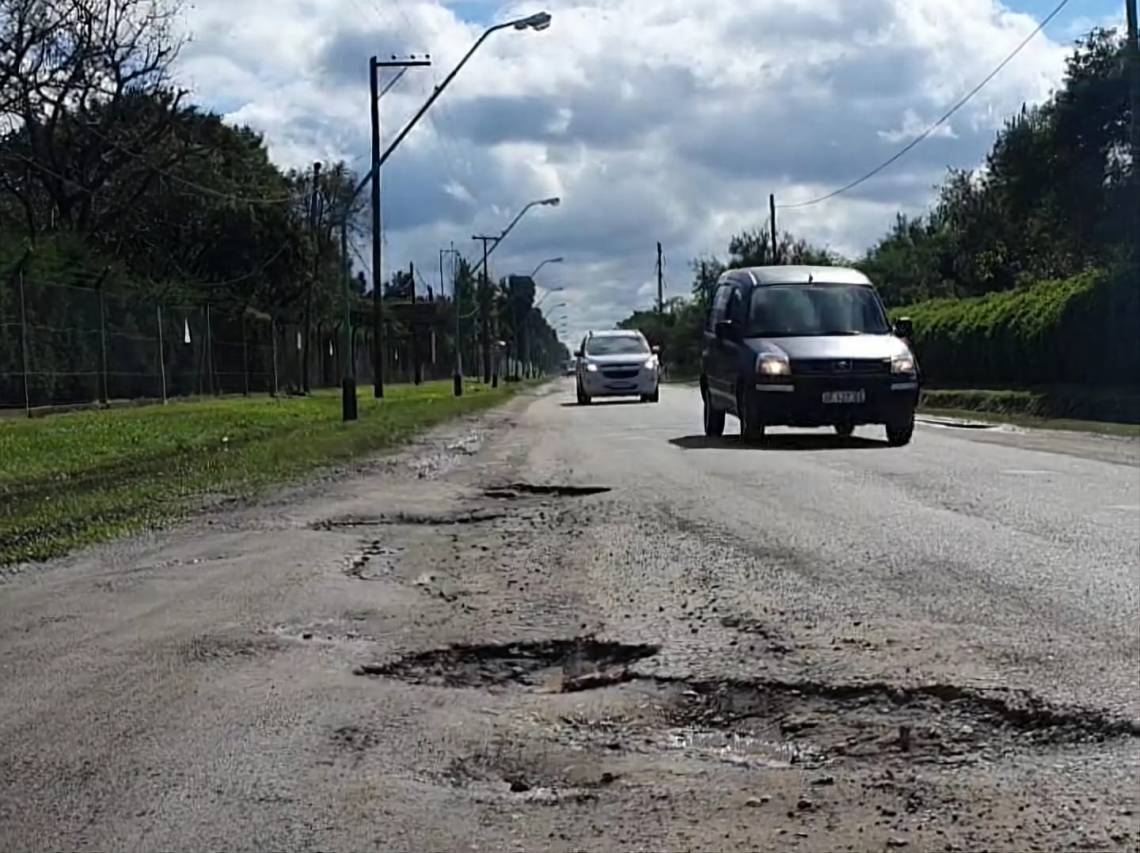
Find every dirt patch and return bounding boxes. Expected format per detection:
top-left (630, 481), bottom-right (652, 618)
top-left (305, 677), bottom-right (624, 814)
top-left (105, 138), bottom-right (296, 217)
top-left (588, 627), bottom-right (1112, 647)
top-left (180, 633), bottom-right (280, 663)
top-left (354, 637), bottom-right (659, 692)
top-left (484, 484), bottom-right (613, 499)
top-left (312, 510), bottom-right (508, 530)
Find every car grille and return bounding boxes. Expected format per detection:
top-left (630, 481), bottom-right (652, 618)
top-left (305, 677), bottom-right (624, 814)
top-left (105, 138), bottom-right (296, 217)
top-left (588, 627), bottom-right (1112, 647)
top-left (792, 358), bottom-right (890, 376)
top-left (603, 369), bottom-right (640, 380)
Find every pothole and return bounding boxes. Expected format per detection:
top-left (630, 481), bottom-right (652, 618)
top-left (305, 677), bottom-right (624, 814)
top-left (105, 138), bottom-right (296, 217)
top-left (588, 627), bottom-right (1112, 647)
top-left (346, 541), bottom-right (403, 580)
top-left (484, 484), bottom-right (612, 500)
top-left (552, 675), bottom-right (1139, 774)
top-left (312, 510), bottom-right (508, 530)
top-left (917, 417), bottom-right (1000, 431)
top-left (354, 637), bottom-right (659, 692)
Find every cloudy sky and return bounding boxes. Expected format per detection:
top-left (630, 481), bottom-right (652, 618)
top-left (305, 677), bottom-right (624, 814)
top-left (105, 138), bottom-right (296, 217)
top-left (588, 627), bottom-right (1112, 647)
top-left (175, 0), bottom-right (1123, 344)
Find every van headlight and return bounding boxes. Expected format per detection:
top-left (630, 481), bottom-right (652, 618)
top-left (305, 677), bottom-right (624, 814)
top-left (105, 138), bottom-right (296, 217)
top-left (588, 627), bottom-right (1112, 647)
top-left (757, 353), bottom-right (791, 377)
top-left (891, 353), bottom-right (916, 375)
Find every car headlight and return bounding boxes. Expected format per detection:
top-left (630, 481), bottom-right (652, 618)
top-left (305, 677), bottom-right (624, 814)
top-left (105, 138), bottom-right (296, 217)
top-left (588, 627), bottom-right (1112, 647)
top-left (891, 353), bottom-right (916, 375)
top-left (757, 353), bottom-right (791, 377)
top-left (643, 357), bottom-right (658, 370)
top-left (585, 362), bottom-right (599, 373)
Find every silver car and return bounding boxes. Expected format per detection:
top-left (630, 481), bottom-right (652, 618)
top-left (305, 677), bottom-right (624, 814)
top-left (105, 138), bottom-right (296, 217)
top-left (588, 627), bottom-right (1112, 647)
top-left (575, 330), bottom-right (661, 405)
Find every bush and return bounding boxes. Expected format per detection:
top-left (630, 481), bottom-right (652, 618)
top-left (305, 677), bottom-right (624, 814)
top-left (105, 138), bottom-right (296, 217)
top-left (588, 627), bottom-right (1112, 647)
top-left (894, 267), bottom-right (1139, 387)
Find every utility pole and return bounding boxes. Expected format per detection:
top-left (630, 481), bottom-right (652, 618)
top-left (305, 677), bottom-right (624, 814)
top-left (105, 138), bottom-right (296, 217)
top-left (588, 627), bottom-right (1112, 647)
top-left (304, 161), bottom-right (321, 394)
top-left (339, 213), bottom-right (357, 421)
top-left (369, 55), bottom-right (430, 399)
top-left (410, 261), bottom-right (422, 385)
top-left (769, 193), bottom-right (779, 264)
top-left (369, 58), bottom-right (384, 398)
top-left (656, 242), bottom-right (664, 314)
top-left (441, 246), bottom-right (462, 396)
top-left (473, 235), bottom-right (495, 383)
top-left (1127, 0), bottom-right (1139, 210)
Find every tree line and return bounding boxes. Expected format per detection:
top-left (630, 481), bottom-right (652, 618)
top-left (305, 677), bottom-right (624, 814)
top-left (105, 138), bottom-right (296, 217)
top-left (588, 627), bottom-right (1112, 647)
top-left (621, 27), bottom-right (1138, 385)
top-left (0, 0), bottom-right (565, 407)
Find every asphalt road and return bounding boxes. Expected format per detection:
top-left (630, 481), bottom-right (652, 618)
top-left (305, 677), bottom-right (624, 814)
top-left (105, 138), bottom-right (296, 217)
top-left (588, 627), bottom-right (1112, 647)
top-left (1, 381), bottom-right (1137, 851)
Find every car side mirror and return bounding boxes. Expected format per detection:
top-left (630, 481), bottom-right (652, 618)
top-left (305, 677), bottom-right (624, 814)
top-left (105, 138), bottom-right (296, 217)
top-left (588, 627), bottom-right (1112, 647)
top-left (573, 350), bottom-right (583, 358)
top-left (893, 317), bottom-right (913, 339)
top-left (715, 320), bottom-right (735, 341)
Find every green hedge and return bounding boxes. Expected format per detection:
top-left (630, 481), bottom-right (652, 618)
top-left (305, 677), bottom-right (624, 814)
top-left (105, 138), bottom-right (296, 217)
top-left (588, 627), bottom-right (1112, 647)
top-left (894, 268), bottom-right (1139, 387)
top-left (920, 387), bottom-right (1140, 424)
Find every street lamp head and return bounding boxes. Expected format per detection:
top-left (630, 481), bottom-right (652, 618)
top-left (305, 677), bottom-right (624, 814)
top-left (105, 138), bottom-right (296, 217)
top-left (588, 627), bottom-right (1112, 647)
top-left (541, 197), bottom-right (561, 207)
top-left (514, 11), bottom-right (552, 31)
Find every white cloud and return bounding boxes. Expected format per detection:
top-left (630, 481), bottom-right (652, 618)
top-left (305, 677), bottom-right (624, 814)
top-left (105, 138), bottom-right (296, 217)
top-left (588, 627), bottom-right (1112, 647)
top-left (175, 0), bottom-right (1076, 344)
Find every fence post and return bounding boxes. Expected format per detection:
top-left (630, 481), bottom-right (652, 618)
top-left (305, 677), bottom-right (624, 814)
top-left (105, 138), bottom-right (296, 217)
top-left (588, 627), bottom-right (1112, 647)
top-left (96, 275), bottom-right (109, 405)
top-left (16, 262), bottom-right (31, 417)
top-left (205, 303), bottom-right (215, 396)
top-left (270, 317), bottom-right (279, 397)
top-left (242, 311), bottom-right (250, 397)
top-left (156, 305), bottom-right (168, 404)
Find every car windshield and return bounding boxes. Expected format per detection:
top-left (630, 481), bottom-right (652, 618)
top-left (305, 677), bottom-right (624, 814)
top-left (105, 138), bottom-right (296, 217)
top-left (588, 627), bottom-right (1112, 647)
top-left (748, 284), bottom-right (891, 337)
top-left (585, 336), bottom-right (650, 356)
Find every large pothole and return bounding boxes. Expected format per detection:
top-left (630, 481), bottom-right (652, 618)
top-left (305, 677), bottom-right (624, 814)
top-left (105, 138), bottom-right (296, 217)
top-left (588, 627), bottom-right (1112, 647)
top-left (555, 676), bottom-right (1140, 772)
top-left (312, 510), bottom-right (508, 530)
top-left (354, 638), bottom-right (659, 692)
top-left (484, 484), bottom-right (612, 500)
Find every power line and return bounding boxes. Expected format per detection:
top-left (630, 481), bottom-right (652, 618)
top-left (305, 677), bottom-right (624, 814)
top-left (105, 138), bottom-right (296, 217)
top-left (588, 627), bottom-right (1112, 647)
top-left (778, 0), bottom-right (1073, 210)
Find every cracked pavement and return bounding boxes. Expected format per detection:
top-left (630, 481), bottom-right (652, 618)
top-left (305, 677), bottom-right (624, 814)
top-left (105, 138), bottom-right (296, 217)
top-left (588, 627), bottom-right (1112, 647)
top-left (1, 381), bottom-right (1138, 851)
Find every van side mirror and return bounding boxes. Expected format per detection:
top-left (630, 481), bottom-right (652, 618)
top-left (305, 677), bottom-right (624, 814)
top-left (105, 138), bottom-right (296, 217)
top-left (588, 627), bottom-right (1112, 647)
top-left (714, 320), bottom-right (735, 341)
top-left (893, 317), bottom-right (913, 339)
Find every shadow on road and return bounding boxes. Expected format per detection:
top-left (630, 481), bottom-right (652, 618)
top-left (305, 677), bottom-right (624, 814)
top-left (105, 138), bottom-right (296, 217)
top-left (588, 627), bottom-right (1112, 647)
top-left (669, 433), bottom-right (887, 451)
top-left (559, 400), bottom-right (647, 408)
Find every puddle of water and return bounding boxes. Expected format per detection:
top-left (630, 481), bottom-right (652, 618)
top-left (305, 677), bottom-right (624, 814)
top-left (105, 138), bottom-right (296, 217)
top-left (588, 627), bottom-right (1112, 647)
top-left (663, 729), bottom-right (811, 769)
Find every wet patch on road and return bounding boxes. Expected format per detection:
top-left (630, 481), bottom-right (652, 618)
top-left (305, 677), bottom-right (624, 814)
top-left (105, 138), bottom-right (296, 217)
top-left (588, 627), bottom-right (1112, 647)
top-left (484, 483), bottom-right (613, 499)
top-left (354, 637), bottom-right (659, 692)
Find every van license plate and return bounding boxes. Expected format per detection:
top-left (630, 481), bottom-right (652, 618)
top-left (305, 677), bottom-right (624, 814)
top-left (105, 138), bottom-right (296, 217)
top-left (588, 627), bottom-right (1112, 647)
top-left (823, 390), bottom-right (865, 404)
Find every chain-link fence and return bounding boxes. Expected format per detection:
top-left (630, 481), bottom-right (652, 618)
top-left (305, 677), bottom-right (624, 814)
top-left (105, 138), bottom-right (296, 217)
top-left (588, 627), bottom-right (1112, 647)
top-left (0, 268), bottom-right (470, 413)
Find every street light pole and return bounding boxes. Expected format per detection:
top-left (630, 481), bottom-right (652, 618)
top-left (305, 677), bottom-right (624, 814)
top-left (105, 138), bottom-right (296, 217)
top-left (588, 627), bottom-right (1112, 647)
top-left (472, 197), bottom-right (561, 277)
top-left (361, 12), bottom-right (551, 400)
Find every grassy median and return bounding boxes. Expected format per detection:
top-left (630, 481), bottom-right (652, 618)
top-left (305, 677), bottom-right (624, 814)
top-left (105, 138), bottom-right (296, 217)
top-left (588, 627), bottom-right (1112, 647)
top-left (0, 382), bottom-right (517, 565)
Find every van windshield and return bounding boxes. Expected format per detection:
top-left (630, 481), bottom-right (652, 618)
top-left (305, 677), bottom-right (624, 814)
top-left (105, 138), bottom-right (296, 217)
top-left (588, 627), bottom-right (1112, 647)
top-left (748, 284), bottom-right (891, 337)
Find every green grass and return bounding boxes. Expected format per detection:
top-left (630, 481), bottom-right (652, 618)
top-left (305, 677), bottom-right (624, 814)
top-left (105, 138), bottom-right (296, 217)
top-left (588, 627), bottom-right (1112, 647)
top-left (0, 381), bottom-right (518, 565)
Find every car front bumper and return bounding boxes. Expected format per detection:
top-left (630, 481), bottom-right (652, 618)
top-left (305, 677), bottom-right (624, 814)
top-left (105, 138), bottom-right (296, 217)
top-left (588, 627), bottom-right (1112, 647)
top-left (751, 376), bottom-right (918, 426)
top-left (581, 368), bottom-right (659, 397)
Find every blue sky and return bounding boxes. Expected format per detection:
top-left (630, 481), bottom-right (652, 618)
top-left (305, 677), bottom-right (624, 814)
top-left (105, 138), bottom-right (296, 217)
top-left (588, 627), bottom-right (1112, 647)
top-left (178, 0), bottom-right (1124, 341)
top-left (1012, 0), bottom-right (1124, 37)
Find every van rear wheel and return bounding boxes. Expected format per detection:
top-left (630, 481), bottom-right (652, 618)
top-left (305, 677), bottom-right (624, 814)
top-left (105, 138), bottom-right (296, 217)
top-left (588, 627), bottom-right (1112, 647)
top-left (834, 424), bottom-right (855, 438)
